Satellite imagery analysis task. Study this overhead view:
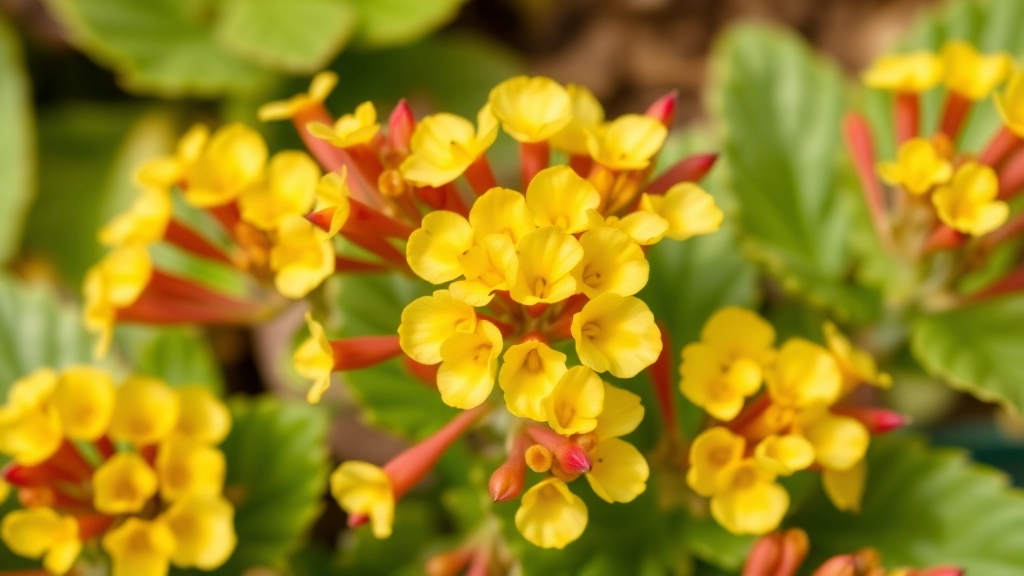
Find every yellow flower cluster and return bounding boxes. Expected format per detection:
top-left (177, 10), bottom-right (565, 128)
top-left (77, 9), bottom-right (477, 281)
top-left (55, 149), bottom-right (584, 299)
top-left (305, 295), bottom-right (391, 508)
top-left (0, 367), bottom-right (235, 575)
top-left (681, 308), bottom-right (891, 535)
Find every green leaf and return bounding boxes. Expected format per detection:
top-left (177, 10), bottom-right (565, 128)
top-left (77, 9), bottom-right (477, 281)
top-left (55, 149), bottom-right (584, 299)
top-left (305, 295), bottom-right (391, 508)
top-left (347, 0), bottom-right (468, 48)
top-left (711, 25), bottom-right (880, 322)
top-left (44, 0), bottom-right (269, 96)
top-left (911, 295), bottom-right (1024, 413)
top-left (116, 326), bottom-right (224, 393)
top-left (791, 435), bottom-right (1024, 574)
top-left (0, 18), bottom-right (34, 266)
top-left (202, 396), bottom-right (330, 574)
top-left (216, 0), bottom-right (358, 73)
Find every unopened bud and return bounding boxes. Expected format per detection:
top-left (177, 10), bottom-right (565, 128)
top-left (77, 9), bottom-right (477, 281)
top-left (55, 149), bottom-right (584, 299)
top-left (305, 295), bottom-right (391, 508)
top-left (742, 528), bottom-right (808, 576)
top-left (490, 434), bottom-right (527, 502)
top-left (525, 445), bottom-right (553, 473)
top-left (526, 424), bottom-right (592, 474)
top-left (549, 461), bottom-right (581, 483)
top-left (388, 99), bottom-right (415, 153)
top-left (425, 548), bottom-right (473, 576)
top-left (572, 432), bottom-right (599, 454)
top-left (913, 569), bottom-right (963, 576)
top-left (645, 91), bottom-right (678, 126)
top-left (811, 555), bottom-right (856, 576)
top-left (378, 169), bottom-right (408, 198)
top-left (833, 407), bottom-right (910, 434)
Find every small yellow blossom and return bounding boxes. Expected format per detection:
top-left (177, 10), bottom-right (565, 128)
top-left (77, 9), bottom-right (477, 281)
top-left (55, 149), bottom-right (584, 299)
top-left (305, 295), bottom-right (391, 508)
top-left (586, 385), bottom-right (648, 504)
top-left (108, 376), bottom-right (180, 446)
top-left (84, 243), bottom-right (154, 357)
top-left (102, 518), bottom-right (177, 576)
top-left (798, 409), bottom-right (869, 472)
top-left (572, 228), bottom-right (649, 298)
top-left (710, 459), bottom-right (789, 535)
top-left (173, 386), bottom-right (231, 445)
top-left (468, 187), bottom-right (537, 244)
top-left (406, 210), bottom-right (474, 284)
top-left (545, 366), bottom-right (605, 435)
top-left (258, 71), bottom-right (338, 121)
top-left (593, 383), bottom-right (644, 440)
top-left (515, 477), bottom-right (588, 549)
top-left (489, 76), bottom-right (572, 143)
top-left (498, 341), bottom-right (567, 421)
top-left (823, 458), bottom-right (866, 513)
top-left (307, 101), bottom-right (381, 149)
top-left (823, 322), bottom-right (892, 391)
top-left (510, 226), bottom-right (584, 305)
top-left (637, 183), bottom-right (723, 241)
top-left (941, 40), bottom-right (1012, 100)
top-left (766, 339), bottom-right (842, 409)
top-left (134, 123), bottom-right (208, 190)
top-left (330, 461), bottom-right (394, 539)
top-left (436, 320), bottom-right (503, 409)
top-left (314, 169), bottom-right (352, 236)
top-left (686, 427), bottom-right (745, 497)
top-left (239, 151), bottom-right (321, 231)
top-left (754, 434), bottom-right (815, 476)
top-left (269, 214), bottom-right (336, 299)
top-left (586, 114), bottom-right (667, 171)
top-left (93, 452), bottom-right (160, 514)
top-left (99, 186), bottom-right (172, 247)
top-left (0, 369), bottom-right (62, 466)
top-left (995, 70), bottom-right (1024, 136)
top-left (525, 166), bottom-right (601, 233)
top-left (932, 162), bottom-right (1009, 236)
top-left (50, 365), bottom-right (115, 441)
top-left (861, 52), bottom-right (944, 93)
top-left (293, 312), bottom-right (335, 404)
top-left (876, 138), bottom-right (953, 195)
top-left (450, 234), bottom-right (518, 306)
top-left (572, 294), bottom-right (661, 378)
top-left (525, 445), bottom-right (553, 473)
top-left (161, 494), bottom-right (237, 569)
top-left (182, 123), bottom-right (267, 208)
top-left (0, 507), bottom-right (81, 575)
top-left (599, 210), bottom-right (669, 246)
top-left (400, 105), bottom-right (499, 187)
top-left (550, 83), bottom-right (605, 155)
top-left (156, 434), bottom-right (226, 502)
top-left (398, 290), bottom-right (477, 365)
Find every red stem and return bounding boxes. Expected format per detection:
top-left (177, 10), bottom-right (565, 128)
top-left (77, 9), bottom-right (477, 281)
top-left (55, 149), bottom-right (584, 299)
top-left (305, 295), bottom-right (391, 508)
top-left (979, 126), bottom-right (1022, 167)
top-left (843, 113), bottom-right (892, 248)
top-left (973, 266), bottom-right (1024, 301)
top-left (997, 145), bottom-right (1024, 199)
top-left (895, 92), bottom-right (919, 144)
top-left (939, 92), bottom-right (972, 142)
top-left (921, 225), bottom-right (966, 254)
top-left (164, 220), bottom-right (233, 264)
top-left (569, 154), bottom-right (593, 178)
top-left (308, 199), bottom-right (416, 239)
top-left (649, 324), bottom-right (679, 438)
top-left (464, 156), bottom-right (498, 195)
top-left (982, 213), bottom-right (1024, 250)
top-left (335, 256), bottom-right (388, 273)
top-left (330, 336), bottom-right (403, 371)
top-left (403, 356), bottom-right (439, 388)
top-left (520, 141), bottom-right (549, 189)
top-left (208, 203), bottom-right (241, 239)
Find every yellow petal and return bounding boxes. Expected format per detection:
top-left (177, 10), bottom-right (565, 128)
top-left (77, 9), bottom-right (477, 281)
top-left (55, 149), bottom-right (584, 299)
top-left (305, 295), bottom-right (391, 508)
top-left (308, 101), bottom-right (380, 148)
top-left (269, 214), bottom-right (336, 298)
top-left (468, 187), bottom-right (536, 243)
top-left (156, 434), bottom-right (227, 502)
top-left (861, 52), bottom-right (944, 93)
top-left (437, 320), bottom-right (503, 409)
top-left (184, 123), bottom-right (267, 208)
top-left (1, 506), bottom-right (70, 558)
top-left (525, 166), bottom-right (601, 233)
top-left (295, 312), bottom-right (336, 404)
top-left (51, 365), bottom-right (115, 441)
top-left (545, 365), bottom-right (605, 435)
top-left (406, 210), bottom-right (474, 284)
top-left (161, 494), bottom-right (237, 569)
top-left (515, 478), bottom-right (588, 549)
top-left (550, 83), bottom-right (605, 155)
top-left (315, 169), bottom-right (353, 236)
top-left (400, 106), bottom-right (496, 187)
top-left (572, 227), bottom-right (649, 298)
top-left (686, 427), bottom-right (745, 497)
top-left (679, 343), bottom-right (758, 422)
top-left (996, 70), bottom-right (1024, 136)
top-left (93, 452), bottom-right (160, 514)
top-left (398, 290), bottom-right (477, 365)
top-left (800, 410), bottom-right (869, 471)
top-left (102, 518), bottom-right (177, 576)
top-left (330, 461), bottom-right (394, 539)
top-left (875, 138), bottom-right (952, 195)
top-left (942, 40), bottom-right (1012, 100)
top-left (700, 307), bottom-right (776, 363)
top-left (710, 462), bottom-right (789, 536)
top-left (932, 162), bottom-right (1008, 236)
top-left (451, 233), bottom-right (518, 305)
top-left (823, 458), bottom-right (866, 513)
top-left (754, 434), bottom-right (815, 476)
top-left (489, 76), bottom-right (572, 143)
top-left (498, 341), bottom-right (567, 421)
top-left (510, 226), bottom-right (583, 305)
top-left (766, 338), bottom-right (842, 408)
top-left (593, 382), bottom-right (644, 440)
top-left (108, 375), bottom-right (180, 446)
top-left (638, 183), bottom-right (723, 241)
top-left (173, 386), bottom-right (231, 445)
top-left (238, 151), bottom-right (320, 231)
top-left (609, 210), bottom-right (669, 245)
top-left (586, 114), bottom-right (667, 171)
top-left (99, 186), bottom-right (172, 247)
top-left (586, 438), bottom-right (649, 503)
top-left (571, 294), bottom-right (661, 378)
top-left (823, 321), bottom-right (892, 391)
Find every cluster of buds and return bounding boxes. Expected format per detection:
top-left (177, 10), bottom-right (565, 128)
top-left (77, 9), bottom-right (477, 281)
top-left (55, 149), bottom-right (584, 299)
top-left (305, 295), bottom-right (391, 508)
top-left (276, 74), bottom-right (725, 551)
top-left (847, 40), bottom-right (1024, 300)
top-left (0, 367), bottom-right (235, 575)
top-left (742, 528), bottom-right (961, 576)
top-left (680, 308), bottom-right (902, 535)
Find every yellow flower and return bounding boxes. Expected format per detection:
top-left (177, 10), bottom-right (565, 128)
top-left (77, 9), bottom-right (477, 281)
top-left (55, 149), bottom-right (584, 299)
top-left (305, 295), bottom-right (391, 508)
top-left (766, 339), bottom-right (842, 409)
top-left (876, 138), bottom-right (953, 195)
top-left (239, 151), bottom-right (320, 231)
top-left (108, 376), bottom-right (180, 446)
top-left (510, 226), bottom-right (583, 305)
top-left (84, 243), bottom-right (154, 357)
top-left (135, 123), bottom-right (208, 191)
top-left (450, 234), bottom-right (518, 306)
top-left (398, 289), bottom-right (477, 365)
top-left (823, 322), bottom-right (891, 391)
top-left (307, 101), bottom-right (381, 148)
top-left (314, 169), bottom-right (352, 236)
top-left (823, 458), bottom-right (866, 513)
top-left (330, 461), bottom-right (394, 539)
top-left (680, 344), bottom-right (763, 422)
top-left (498, 341), bottom-right (567, 421)
top-left (183, 123), bottom-right (267, 208)
top-left (173, 386), bottom-right (231, 445)
top-left (50, 365), bottom-right (115, 441)
top-left (525, 166), bottom-right (601, 233)
top-left (798, 409), bottom-right (869, 471)
top-left (932, 162), bottom-right (1009, 236)
top-left (258, 71), bottom-right (338, 121)
top-left (437, 320), bottom-right (503, 409)
top-left (269, 214), bottom-right (336, 298)
top-left (102, 518), bottom-right (177, 576)
top-left (686, 427), bottom-right (745, 497)
top-left (0, 507), bottom-right (81, 575)
top-left (571, 294), bottom-right (661, 378)
top-left (550, 83), bottom-right (605, 155)
top-left (515, 477), bottom-right (588, 549)
top-left (586, 114), bottom-right (667, 171)
top-left (593, 382), bottom-right (644, 440)
top-left (400, 105), bottom-right (499, 187)
top-left (754, 434), bottom-right (815, 476)
top-left (468, 187), bottom-right (537, 244)
top-left (545, 366), bottom-right (605, 435)
top-left (710, 459), bottom-right (789, 535)
top-left (638, 183), bottom-right (723, 242)
top-left (594, 210), bottom-right (667, 246)
top-left (406, 210), bottom-right (474, 284)
top-left (586, 384), bottom-right (648, 504)
top-left (99, 186), bottom-right (172, 247)
top-left (489, 76), bottom-right (572, 143)
top-left (941, 40), bottom-right (1011, 100)
top-left (294, 312), bottom-right (335, 404)
top-left (160, 494), bottom-right (236, 569)
top-left (572, 228), bottom-right (649, 299)
top-left (93, 452), bottom-right (160, 514)
top-left (861, 52), bottom-right (943, 93)
top-left (156, 434), bottom-right (226, 502)
top-left (0, 369), bottom-right (62, 466)
top-left (995, 70), bottom-right (1024, 136)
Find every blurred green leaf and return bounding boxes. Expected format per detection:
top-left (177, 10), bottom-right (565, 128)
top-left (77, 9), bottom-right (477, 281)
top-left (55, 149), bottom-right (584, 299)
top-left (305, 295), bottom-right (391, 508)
top-left (791, 435), bottom-right (1024, 574)
top-left (911, 295), bottom-right (1024, 413)
top-left (44, 0), bottom-right (269, 96)
top-left (679, 516), bottom-right (755, 572)
top-left (348, 0), bottom-right (468, 48)
top-left (711, 25), bottom-right (880, 322)
top-left (346, 359), bottom-right (458, 440)
top-left (0, 18), bottom-right (34, 266)
top-left (116, 325), bottom-right (224, 393)
top-left (216, 0), bottom-right (358, 73)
